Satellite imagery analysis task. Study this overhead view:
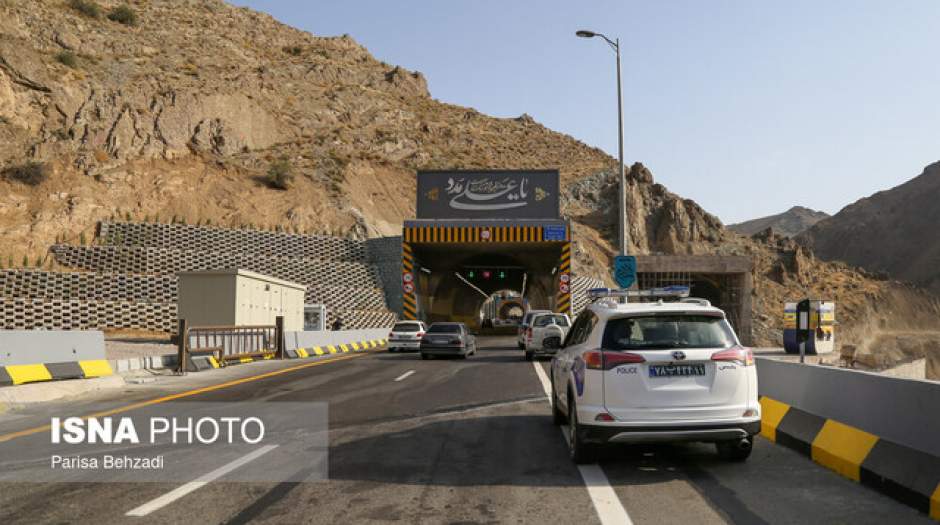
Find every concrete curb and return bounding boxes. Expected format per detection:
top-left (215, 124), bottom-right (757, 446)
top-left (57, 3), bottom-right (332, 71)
top-left (0, 375), bottom-right (125, 406)
top-left (760, 396), bottom-right (940, 520)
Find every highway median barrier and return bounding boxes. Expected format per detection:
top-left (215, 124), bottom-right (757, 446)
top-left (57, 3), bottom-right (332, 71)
top-left (0, 330), bottom-right (113, 387)
top-left (0, 359), bottom-right (114, 386)
top-left (758, 358), bottom-right (940, 520)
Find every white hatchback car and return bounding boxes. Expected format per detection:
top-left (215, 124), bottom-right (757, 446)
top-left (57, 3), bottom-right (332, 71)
top-left (387, 321), bottom-right (427, 352)
top-left (550, 295), bottom-right (760, 463)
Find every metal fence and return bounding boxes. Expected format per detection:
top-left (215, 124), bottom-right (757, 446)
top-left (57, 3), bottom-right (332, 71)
top-left (176, 317), bottom-right (284, 372)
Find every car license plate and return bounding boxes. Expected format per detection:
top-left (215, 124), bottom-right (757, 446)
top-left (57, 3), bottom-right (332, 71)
top-left (649, 364), bottom-right (706, 377)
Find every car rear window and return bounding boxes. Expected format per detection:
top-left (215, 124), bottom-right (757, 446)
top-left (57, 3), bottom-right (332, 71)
top-left (534, 315), bottom-right (569, 327)
top-left (602, 315), bottom-right (736, 350)
top-left (428, 324), bottom-right (461, 333)
top-left (523, 311), bottom-right (548, 325)
top-left (393, 322), bottom-right (422, 332)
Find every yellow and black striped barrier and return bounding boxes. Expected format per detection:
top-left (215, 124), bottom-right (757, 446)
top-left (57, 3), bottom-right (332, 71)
top-left (403, 225), bottom-right (569, 244)
top-left (555, 242), bottom-right (572, 315)
top-left (402, 242), bottom-right (418, 320)
top-left (294, 339), bottom-right (387, 359)
top-left (0, 360), bottom-right (113, 386)
top-left (760, 396), bottom-right (940, 520)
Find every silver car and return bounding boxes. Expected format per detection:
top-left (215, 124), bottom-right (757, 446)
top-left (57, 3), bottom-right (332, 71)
top-left (420, 322), bottom-right (476, 359)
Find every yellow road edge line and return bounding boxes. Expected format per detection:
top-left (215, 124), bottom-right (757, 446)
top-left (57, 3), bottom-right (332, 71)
top-left (0, 352), bottom-right (367, 444)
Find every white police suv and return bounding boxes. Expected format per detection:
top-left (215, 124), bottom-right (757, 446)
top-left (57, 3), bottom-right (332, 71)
top-left (550, 288), bottom-right (760, 463)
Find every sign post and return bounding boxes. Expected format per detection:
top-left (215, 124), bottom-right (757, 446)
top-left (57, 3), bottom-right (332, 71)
top-left (613, 255), bottom-right (637, 289)
top-left (796, 299), bottom-right (811, 364)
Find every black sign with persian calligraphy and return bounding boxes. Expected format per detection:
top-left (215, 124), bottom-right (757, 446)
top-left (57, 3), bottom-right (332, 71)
top-left (416, 170), bottom-right (560, 219)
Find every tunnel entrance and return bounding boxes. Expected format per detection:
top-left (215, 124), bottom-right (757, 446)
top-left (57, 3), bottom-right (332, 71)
top-left (635, 255), bottom-right (753, 345)
top-left (401, 222), bottom-right (571, 329)
top-left (401, 170), bottom-right (571, 330)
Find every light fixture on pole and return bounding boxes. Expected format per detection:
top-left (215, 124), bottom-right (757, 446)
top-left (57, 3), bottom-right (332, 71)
top-left (576, 29), bottom-right (628, 256)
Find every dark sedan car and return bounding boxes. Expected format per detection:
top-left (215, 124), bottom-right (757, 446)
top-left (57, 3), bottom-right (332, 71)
top-left (420, 322), bottom-right (476, 359)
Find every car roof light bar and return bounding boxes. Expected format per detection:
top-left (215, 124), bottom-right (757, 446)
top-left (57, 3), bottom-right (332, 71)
top-left (587, 286), bottom-right (691, 301)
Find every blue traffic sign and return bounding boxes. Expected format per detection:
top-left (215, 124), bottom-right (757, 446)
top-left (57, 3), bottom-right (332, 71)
top-left (613, 255), bottom-right (637, 289)
top-left (543, 224), bottom-right (567, 241)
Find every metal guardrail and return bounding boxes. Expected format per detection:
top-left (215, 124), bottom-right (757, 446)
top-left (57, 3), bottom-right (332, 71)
top-left (176, 317), bottom-right (285, 373)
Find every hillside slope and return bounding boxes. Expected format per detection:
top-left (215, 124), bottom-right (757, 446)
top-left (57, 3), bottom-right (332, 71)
top-left (0, 0), bottom-right (937, 346)
top-left (798, 162), bottom-right (940, 293)
top-left (729, 206), bottom-right (829, 237)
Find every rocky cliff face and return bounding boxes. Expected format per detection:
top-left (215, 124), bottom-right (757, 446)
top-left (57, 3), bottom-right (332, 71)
top-left (729, 206), bottom-right (829, 238)
top-left (0, 0), bottom-right (937, 346)
top-left (798, 162), bottom-right (940, 293)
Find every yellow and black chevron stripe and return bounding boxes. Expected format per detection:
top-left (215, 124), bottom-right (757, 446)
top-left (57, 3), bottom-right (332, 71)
top-left (293, 339), bottom-right (387, 359)
top-left (760, 396), bottom-right (940, 520)
top-left (555, 242), bottom-right (572, 315)
top-left (403, 225), bottom-right (568, 243)
top-left (402, 242), bottom-right (418, 320)
top-left (0, 360), bottom-right (113, 386)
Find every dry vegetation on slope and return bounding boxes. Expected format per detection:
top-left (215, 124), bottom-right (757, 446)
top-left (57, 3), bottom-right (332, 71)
top-left (0, 0), bottom-right (937, 346)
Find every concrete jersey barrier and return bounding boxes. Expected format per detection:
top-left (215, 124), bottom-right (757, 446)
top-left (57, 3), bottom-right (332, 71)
top-left (756, 358), bottom-right (940, 519)
top-left (0, 330), bottom-right (113, 386)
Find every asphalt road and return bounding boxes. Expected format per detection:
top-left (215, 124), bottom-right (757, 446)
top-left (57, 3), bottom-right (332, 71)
top-left (0, 336), bottom-right (931, 524)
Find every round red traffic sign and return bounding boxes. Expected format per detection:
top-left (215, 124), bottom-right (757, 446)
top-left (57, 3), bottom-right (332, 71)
top-left (403, 282), bottom-right (415, 294)
top-left (481, 229), bottom-right (491, 240)
top-left (402, 272), bottom-right (414, 283)
top-left (559, 283), bottom-right (570, 294)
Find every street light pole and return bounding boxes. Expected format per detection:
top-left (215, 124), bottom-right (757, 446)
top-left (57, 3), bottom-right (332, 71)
top-left (577, 30), bottom-right (629, 256)
top-left (614, 37), bottom-right (627, 256)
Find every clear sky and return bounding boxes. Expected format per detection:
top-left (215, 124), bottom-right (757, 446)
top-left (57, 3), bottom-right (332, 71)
top-left (233, 1), bottom-right (939, 224)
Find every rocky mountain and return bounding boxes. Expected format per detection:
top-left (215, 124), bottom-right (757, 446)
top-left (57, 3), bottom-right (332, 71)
top-left (798, 162), bottom-right (940, 293)
top-left (0, 0), bottom-right (938, 346)
top-left (729, 206), bottom-right (829, 238)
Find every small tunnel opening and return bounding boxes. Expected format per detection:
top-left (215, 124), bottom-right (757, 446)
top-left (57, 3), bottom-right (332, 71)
top-left (411, 241), bottom-right (563, 329)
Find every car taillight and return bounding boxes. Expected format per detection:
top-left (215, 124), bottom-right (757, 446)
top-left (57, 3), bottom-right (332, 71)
top-left (453, 338), bottom-right (463, 346)
top-left (584, 350), bottom-right (645, 370)
top-left (388, 332), bottom-right (394, 338)
top-left (526, 328), bottom-right (532, 340)
top-left (584, 350), bottom-right (604, 369)
top-left (711, 347), bottom-right (754, 366)
top-left (416, 332), bottom-right (425, 337)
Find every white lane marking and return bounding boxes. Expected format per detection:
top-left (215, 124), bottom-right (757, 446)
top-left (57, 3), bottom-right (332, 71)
top-left (394, 370), bottom-right (416, 382)
top-left (531, 359), bottom-right (552, 396)
top-left (530, 361), bottom-right (634, 525)
top-left (577, 464), bottom-right (634, 525)
top-left (125, 445), bottom-right (278, 517)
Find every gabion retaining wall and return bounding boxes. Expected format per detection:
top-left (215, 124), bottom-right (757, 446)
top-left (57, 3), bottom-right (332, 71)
top-left (51, 245), bottom-right (383, 290)
top-left (0, 270), bottom-right (390, 315)
top-left (0, 298), bottom-right (176, 332)
top-left (326, 309), bottom-right (398, 331)
top-left (0, 270), bottom-right (177, 303)
top-left (99, 222), bottom-right (368, 262)
top-left (365, 236), bottom-right (404, 314)
top-left (2, 223), bottom-right (401, 332)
